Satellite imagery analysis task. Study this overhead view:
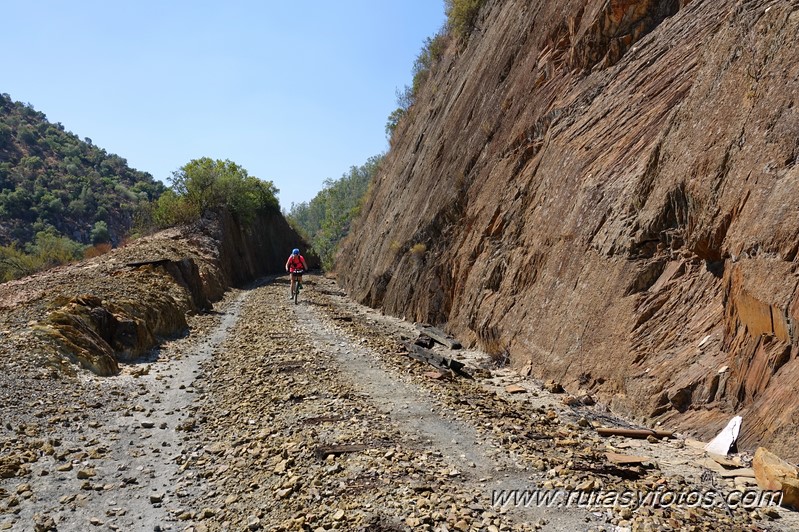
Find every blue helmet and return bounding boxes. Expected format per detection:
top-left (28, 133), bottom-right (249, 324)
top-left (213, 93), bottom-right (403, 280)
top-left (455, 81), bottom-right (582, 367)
top-left (292, 248), bottom-right (300, 255)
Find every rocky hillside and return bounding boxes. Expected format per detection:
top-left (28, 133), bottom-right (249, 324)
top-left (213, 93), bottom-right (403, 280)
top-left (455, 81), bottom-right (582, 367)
top-left (338, 0), bottom-right (799, 459)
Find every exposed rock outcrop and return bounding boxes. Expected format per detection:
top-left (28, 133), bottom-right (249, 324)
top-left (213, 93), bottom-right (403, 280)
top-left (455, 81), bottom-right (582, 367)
top-left (0, 209), bottom-right (309, 376)
top-left (338, 0), bottom-right (799, 458)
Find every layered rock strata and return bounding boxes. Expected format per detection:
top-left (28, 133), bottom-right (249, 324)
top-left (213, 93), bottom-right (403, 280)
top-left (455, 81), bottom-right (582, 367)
top-left (338, 0), bottom-right (799, 458)
top-left (0, 210), bottom-right (309, 376)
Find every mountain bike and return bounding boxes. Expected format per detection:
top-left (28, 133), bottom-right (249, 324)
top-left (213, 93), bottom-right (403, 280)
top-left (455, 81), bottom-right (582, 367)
top-left (291, 270), bottom-right (304, 305)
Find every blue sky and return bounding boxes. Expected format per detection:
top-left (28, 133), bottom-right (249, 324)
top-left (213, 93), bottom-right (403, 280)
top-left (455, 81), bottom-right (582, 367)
top-left (1, 1), bottom-right (446, 209)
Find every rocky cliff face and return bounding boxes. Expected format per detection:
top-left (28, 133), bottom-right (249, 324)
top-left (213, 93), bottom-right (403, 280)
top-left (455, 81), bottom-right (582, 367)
top-left (0, 209), bottom-right (309, 377)
top-left (338, 0), bottom-right (799, 458)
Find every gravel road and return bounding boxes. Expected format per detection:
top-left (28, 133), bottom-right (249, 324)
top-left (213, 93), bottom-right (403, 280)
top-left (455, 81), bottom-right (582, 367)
top-left (1, 274), bottom-right (795, 531)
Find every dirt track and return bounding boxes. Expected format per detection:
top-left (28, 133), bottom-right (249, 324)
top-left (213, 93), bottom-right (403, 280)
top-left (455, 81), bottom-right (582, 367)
top-left (1, 274), bottom-right (796, 531)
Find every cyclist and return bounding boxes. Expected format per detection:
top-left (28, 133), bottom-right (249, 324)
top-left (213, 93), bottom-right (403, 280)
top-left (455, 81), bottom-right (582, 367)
top-left (285, 248), bottom-right (308, 299)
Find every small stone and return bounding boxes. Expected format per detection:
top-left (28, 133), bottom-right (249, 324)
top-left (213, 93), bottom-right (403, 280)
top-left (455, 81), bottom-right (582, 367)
top-left (562, 395), bottom-right (579, 406)
top-left (332, 509), bottom-right (345, 521)
top-left (544, 380), bottom-right (564, 393)
top-left (76, 468), bottom-right (96, 480)
top-left (89, 517), bottom-right (103, 526)
top-left (32, 514), bottom-right (56, 532)
top-left (141, 421), bottom-right (155, 429)
top-left (247, 515), bottom-right (261, 530)
top-left (149, 492), bottom-right (165, 503)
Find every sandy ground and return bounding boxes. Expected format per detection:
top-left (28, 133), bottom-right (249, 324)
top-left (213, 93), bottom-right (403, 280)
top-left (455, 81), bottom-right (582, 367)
top-left (1, 273), bottom-right (796, 531)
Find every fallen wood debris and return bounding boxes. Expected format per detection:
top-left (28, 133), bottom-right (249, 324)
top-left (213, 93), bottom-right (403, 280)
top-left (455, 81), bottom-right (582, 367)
top-left (572, 460), bottom-right (649, 480)
top-left (302, 416), bottom-right (344, 425)
top-left (596, 427), bottom-right (673, 440)
top-left (604, 452), bottom-right (655, 465)
top-left (315, 444), bottom-right (369, 459)
top-left (402, 341), bottom-right (473, 379)
top-left (414, 334), bottom-right (435, 349)
top-left (415, 324), bottom-right (462, 349)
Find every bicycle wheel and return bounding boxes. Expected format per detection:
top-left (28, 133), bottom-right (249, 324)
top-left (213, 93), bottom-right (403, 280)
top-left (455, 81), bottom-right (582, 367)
top-left (294, 282), bottom-right (300, 305)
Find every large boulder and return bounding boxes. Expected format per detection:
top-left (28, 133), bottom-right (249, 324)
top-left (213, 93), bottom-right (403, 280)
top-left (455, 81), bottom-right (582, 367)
top-left (752, 447), bottom-right (799, 509)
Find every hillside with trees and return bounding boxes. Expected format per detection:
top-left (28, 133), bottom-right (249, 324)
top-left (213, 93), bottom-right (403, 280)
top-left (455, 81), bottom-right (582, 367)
top-left (0, 93), bottom-right (165, 249)
top-left (287, 155), bottom-right (382, 270)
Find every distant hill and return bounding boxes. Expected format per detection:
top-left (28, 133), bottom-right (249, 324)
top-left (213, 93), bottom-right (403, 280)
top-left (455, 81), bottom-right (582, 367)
top-left (0, 93), bottom-right (165, 247)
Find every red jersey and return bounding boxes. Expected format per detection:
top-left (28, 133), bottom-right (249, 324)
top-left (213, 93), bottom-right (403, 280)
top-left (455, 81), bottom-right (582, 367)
top-left (286, 254), bottom-right (306, 272)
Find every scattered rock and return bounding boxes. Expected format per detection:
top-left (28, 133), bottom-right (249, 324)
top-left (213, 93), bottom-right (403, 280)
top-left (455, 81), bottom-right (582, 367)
top-left (247, 515), bottom-right (261, 530)
top-left (76, 468), bottom-right (96, 480)
top-left (543, 380), bottom-right (564, 393)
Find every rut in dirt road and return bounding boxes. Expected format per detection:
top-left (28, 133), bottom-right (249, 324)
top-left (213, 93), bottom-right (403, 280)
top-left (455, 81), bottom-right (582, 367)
top-left (0, 288), bottom-right (250, 532)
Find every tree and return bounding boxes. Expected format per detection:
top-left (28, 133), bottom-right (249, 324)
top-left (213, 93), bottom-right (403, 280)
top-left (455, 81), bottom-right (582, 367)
top-left (90, 221), bottom-right (110, 244)
top-left (153, 157), bottom-right (279, 228)
top-left (287, 155), bottom-right (383, 270)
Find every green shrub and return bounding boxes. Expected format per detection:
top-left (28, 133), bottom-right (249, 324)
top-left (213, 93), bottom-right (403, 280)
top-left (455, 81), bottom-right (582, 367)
top-left (0, 243), bottom-right (36, 281)
top-left (410, 243), bottom-right (427, 256)
top-left (386, 31), bottom-right (449, 142)
top-left (412, 32), bottom-right (448, 97)
top-left (445, 0), bottom-right (487, 40)
top-left (90, 221), bottom-right (110, 244)
top-left (25, 231), bottom-right (84, 268)
top-left (0, 231), bottom-right (85, 281)
top-left (152, 189), bottom-right (198, 228)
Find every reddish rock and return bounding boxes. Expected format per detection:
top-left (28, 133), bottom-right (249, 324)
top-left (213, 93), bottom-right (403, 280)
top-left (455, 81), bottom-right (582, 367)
top-left (338, 0), bottom-right (799, 458)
